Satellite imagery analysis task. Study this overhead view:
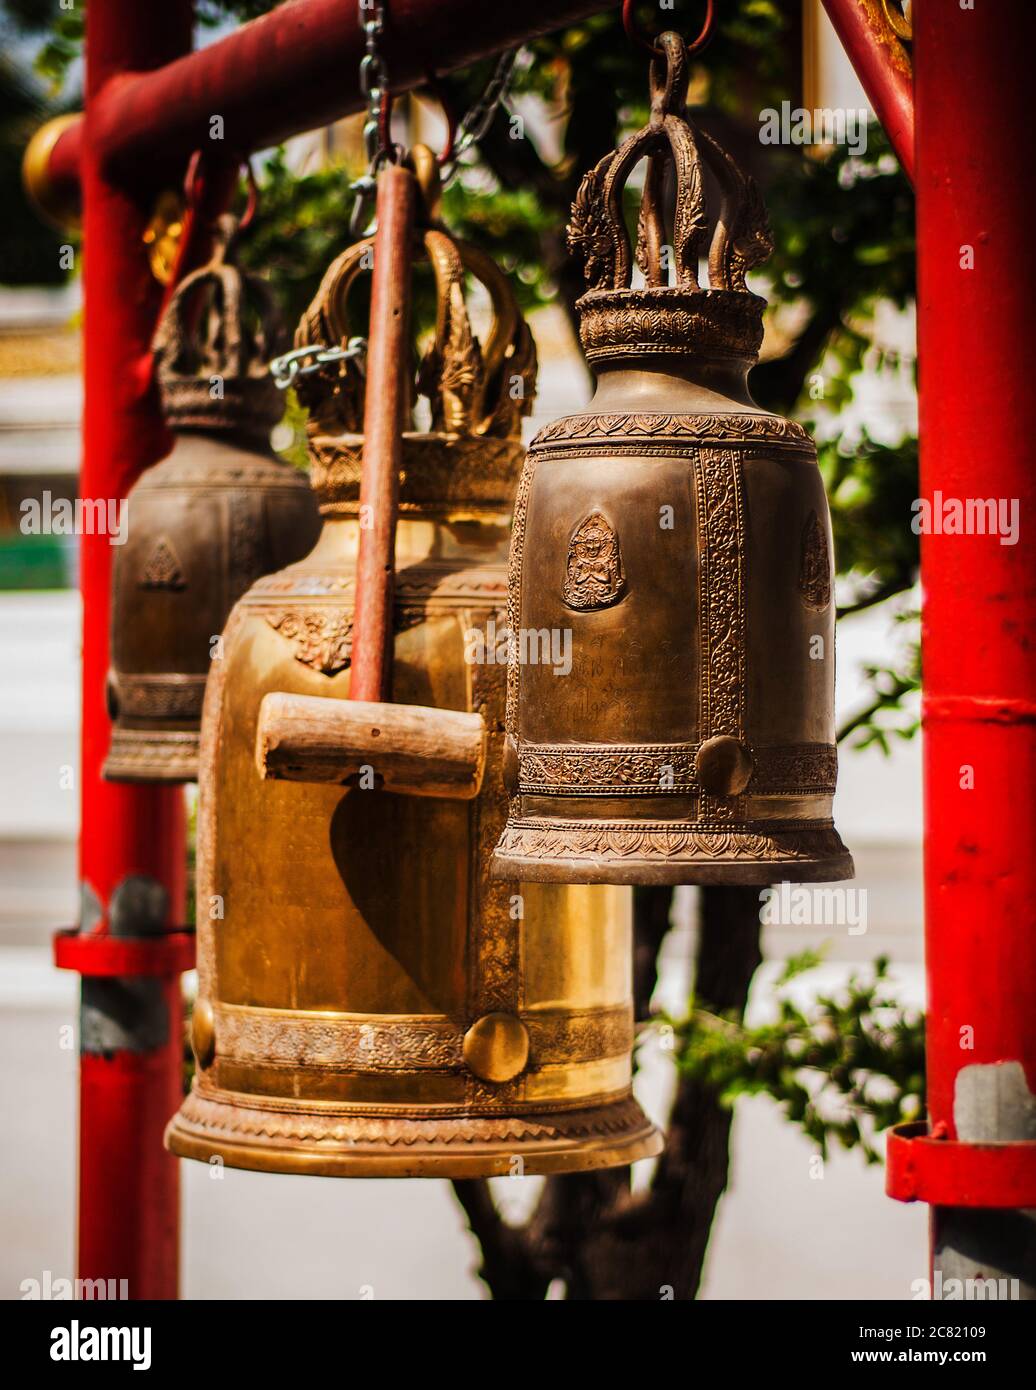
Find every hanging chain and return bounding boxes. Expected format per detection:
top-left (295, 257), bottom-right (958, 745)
top-left (358, 0), bottom-right (390, 167)
top-left (270, 338), bottom-right (368, 392)
top-left (348, 0), bottom-right (520, 231)
top-left (274, 3), bottom-right (522, 377)
top-left (438, 47), bottom-right (521, 186)
top-left (349, 0), bottom-right (393, 235)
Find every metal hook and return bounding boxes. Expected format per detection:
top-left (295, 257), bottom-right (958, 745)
top-left (349, 145), bottom-right (404, 236)
top-left (648, 31), bottom-right (691, 121)
top-left (420, 74), bottom-right (459, 167)
top-left (237, 161), bottom-right (259, 232)
top-left (622, 0), bottom-right (716, 58)
top-left (183, 152), bottom-right (259, 234)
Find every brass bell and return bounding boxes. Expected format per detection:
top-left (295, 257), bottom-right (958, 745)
top-left (166, 174), bottom-right (662, 1176)
top-left (104, 213), bottom-right (319, 782)
top-left (492, 32), bottom-right (853, 887)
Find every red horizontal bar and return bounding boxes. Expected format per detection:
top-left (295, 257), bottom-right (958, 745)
top-left (887, 1123), bottom-right (1036, 1208)
top-left (47, 0), bottom-right (608, 193)
top-left (54, 929), bottom-right (196, 978)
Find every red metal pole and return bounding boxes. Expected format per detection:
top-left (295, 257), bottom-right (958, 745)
top-left (63, 0), bottom-right (196, 1301)
top-left (821, 0), bottom-right (914, 181)
top-left (885, 0), bottom-right (1036, 1292)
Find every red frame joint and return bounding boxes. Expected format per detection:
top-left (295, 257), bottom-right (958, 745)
top-left (53, 928), bottom-right (196, 978)
top-left (886, 1122), bottom-right (1036, 1208)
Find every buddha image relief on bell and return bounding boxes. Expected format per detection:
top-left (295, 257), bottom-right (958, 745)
top-left (165, 153), bottom-right (662, 1178)
top-left (492, 31), bottom-right (854, 886)
top-left (103, 212), bottom-right (320, 783)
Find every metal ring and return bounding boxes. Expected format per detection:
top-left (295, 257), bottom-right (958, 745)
top-left (182, 152), bottom-right (258, 230)
top-left (622, 0), bottom-right (716, 57)
top-left (420, 75), bottom-right (459, 167)
top-left (373, 143), bottom-right (404, 173)
top-left (237, 161), bottom-right (259, 232)
top-left (359, 53), bottom-right (379, 97)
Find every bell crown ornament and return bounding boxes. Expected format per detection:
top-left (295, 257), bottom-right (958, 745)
top-left (166, 156), bottom-right (662, 1177)
top-left (291, 172), bottom-right (537, 520)
top-left (492, 32), bottom-right (854, 886)
top-left (152, 210), bottom-right (285, 443)
top-left (104, 210), bottom-right (319, 783)
top-left (569, 31), bottom-right (771, 370)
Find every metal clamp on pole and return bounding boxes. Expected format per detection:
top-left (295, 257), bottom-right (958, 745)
top-left (887, 1123), bottom-right (1036, 1209)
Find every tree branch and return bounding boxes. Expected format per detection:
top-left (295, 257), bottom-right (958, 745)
top-left (835, 574), bottom-right (911, 621)
top-left (451, 1178), bottom-right (552, 1300)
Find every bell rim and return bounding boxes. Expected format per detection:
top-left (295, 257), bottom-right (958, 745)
top-left (164, 1092), bottom-right (662, 1179)
top-left (103, 727), bottom-right (199, 784)
top-left (491, 848), bottom-right (855, 887)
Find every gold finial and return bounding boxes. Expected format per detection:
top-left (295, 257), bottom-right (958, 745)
top-left (22, 114), bottom-right (81, 232)
top-left (410, 143), bottom-right (443, 225)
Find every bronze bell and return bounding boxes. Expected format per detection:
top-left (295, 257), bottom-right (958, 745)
top-left (166, 177), bottom-right (662, 1176)
top-left (493, 32), bottom-right (854, 887)
top-left (104, 214), bottom-right (319, 782)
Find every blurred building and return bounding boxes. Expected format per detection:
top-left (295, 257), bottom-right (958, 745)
top-left (0, 284), bottom-right (80, 948)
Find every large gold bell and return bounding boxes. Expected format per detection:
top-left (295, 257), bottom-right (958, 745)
top-left (166, 190), bottom-right (662, 1176)
top-left (104, 214), bottom-right (319, 783)
top-left (492, 32), bottom-right (853, 887)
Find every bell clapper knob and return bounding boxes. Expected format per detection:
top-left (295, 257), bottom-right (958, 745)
top-left (462, 1013), bottom-right (530, 1084)
top-left (502, 735), bottom-right (519, 797)
top-left (191, 999), bottom-right (216, 1070)
top-left (695, 735), bottom-right (754, 797)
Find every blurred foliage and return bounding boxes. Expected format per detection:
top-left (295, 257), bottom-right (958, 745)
top-left (824, 432), bottom-right (919, 605)
top-left (0, 0), bottom-right (82, 95)
top-left (666, 951), bottom-right (925, 1163)
top-left (837, 606), bottom-right (920, 752)
top-left (237, 148), bottom-right (359, 330)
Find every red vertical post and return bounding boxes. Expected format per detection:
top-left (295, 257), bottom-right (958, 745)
top-left (909, 0), bottom-right (1036, 1291)
top-left (69, 0), bottom-right (195, 1300)
top-left (820, 0), bottom-right (914, 182)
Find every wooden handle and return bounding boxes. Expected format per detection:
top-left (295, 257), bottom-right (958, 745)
top-left (256, 693), bottom-right (487, 800)
top-left (349, 163), bottom-right (418, 704)
top-left (264, 170), bottom-right (483, 808)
